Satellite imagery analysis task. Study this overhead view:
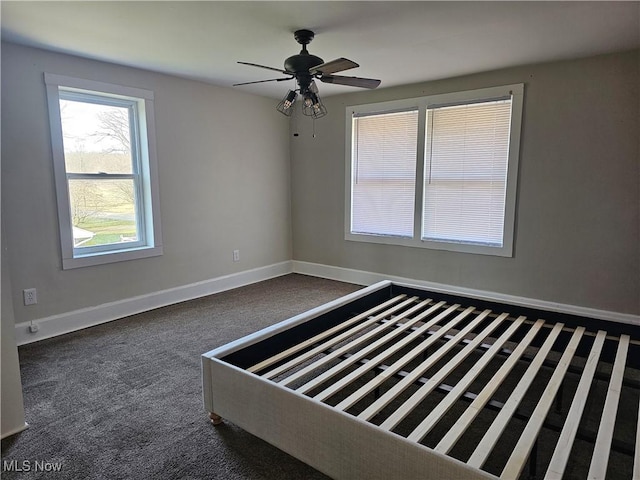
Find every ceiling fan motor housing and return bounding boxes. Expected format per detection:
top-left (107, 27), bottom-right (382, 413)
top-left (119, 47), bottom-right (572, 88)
top-left (284, 53), bottom-right (324, 75)
top-left (285, 30), bottom-right (323, 73)
top-left (285, 29), bottom-right (324, 93)
top-left (285, 54), bottom-right (323, 93)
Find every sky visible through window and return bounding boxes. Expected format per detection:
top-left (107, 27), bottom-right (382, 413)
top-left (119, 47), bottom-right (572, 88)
top-left (60, 99), bottom-right (129, 154)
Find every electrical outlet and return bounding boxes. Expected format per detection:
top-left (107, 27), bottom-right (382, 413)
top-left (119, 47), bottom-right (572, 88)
top-left (23, 288), bottom-right (38, 306)
top-left (29, 323), bottom-right (39, 333)
top-left (233, 250), bottom-right (240, 262)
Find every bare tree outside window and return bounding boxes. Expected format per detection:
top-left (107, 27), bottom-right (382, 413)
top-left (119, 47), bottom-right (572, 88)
top-left (93, 109), bottom-right (131, 153)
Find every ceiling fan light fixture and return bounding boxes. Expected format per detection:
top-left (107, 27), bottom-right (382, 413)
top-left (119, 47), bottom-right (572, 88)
top-left (302, 91), bottom-right (327, 119)
top-left (276, 90), bottom-right (297, 116)
top-left (238, 29), bottom-right (380, 121)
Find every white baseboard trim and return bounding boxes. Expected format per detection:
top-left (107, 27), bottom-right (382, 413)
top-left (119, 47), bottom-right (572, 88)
top-left (15, 261), bottom-right (293, 346)
top-left (15, 259), bottom-right (639, 346)
top-left (1, 422), bottom-right (29, 440)
top-left (292, 260), bottom-right (640, 326)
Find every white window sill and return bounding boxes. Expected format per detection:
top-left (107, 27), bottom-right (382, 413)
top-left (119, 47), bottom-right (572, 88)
top-left (62, 245), bottom-right (163, 270)
top-left (345, 233), bottom-right (513, 257)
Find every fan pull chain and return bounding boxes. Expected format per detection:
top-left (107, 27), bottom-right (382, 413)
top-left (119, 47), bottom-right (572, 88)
top-left (292, 97), bottom-right (300, 137)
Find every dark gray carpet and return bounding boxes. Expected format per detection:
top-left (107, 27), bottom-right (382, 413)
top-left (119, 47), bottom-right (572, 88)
top-left (1, 274), bottom-right (361, 479)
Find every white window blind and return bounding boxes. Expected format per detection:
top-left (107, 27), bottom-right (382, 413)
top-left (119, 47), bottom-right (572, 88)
top-left (350, 110), bottom-right (418, 237)
top-left (422, 99), bottom-right (512, 246)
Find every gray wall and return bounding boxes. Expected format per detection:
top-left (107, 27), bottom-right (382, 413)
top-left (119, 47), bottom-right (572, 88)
top-left (2, 43), bottom-right (638, 326)
top-left (2, 43), bottom-right (292, 325)
top-left (2, 196), bottom-right (27, 438)
top-left (291, 50), bottom-right (639, 315)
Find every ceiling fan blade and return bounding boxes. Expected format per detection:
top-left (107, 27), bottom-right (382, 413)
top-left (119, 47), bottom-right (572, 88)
top-left (310, 58), bottom-right (359, 75)
top-left (233, 77), bottom-right (293, 86)
top-left (238, 61), bottom-right (292, 75)
top-left (320, 75), bottom-right (381, 89)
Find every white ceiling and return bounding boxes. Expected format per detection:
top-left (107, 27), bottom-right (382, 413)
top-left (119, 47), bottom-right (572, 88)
top-left (2, 1), bottom-right (639, 99)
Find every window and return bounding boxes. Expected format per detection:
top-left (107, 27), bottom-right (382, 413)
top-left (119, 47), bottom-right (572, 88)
top-left (351, 109), bottom-right (418, 238)
top-left (45, 74), bottom-right (162, 269)
top-left (346, 84), bottom-right (523, 256)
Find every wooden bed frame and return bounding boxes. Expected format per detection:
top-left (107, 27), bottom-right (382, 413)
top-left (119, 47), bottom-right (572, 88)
top-left (202, 280), bottom-right (640, 479)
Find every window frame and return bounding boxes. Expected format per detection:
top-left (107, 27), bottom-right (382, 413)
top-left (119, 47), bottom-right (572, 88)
top-left (345, 84), bottom-right (524, 257)
top-left (45, 73), bottom-right (163, 269)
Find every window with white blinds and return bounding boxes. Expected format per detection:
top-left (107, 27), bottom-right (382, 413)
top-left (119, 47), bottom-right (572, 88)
top-left (423, 99), bottom-right (512, 246)
top-left (351, 110), bottom-right (418, 237)
top-left (346, 84), bottom-right (523, 256)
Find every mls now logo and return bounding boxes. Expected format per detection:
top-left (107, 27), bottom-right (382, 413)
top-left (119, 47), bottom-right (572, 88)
top-left (3, 460), bottom-right (63, 472)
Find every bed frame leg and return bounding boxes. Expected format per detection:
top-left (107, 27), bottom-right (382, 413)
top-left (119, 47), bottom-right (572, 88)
top-left (208, 412), bottom-right (223, 426)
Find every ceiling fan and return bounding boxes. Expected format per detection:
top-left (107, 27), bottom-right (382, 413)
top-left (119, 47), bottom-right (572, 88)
top-left (234, 29), bottom-right (381, 119)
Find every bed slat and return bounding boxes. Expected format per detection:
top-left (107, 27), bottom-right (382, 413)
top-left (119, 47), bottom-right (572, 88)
top-left (544, 330), bottom-right (606, 479)
top-left (309, 304), bottom-right (469, 401)
top-left (400, 314), bottom-right (524, 439)
top-left (500, 327), bottom-right (585, 479)
top-left (337, 308), bottom-right (493, 414)
top-left (587, 334), bottom-right (630, 479)
top-left (249, 294), bottom-right (409, 374)
top-left (466, 322), bottom-right (564, 469)
top-left (279, 298), bottom-right (440, 389)
top-left (380, 311), bottom-right (503, 433)
top-left (272, 296), bottom-right (422, 383)
top-left (435, 319), bottom-right (545, 455)
top-left (292, 300), bottom-right (445, 396)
